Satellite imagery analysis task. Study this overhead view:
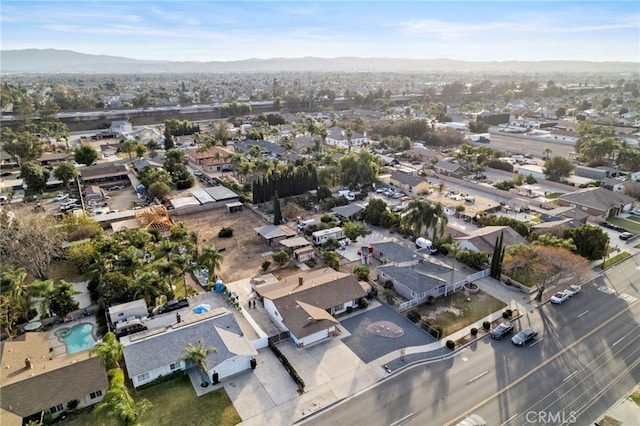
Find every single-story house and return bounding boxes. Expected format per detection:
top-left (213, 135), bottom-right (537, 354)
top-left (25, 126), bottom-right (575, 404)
top-left (99, 142), bottom-right (122, 157)
top-left (557, 187), bottom-right (634, 218)
top-left (370, 241), bottom-right (423, 264)
top-left (377, 259), bottom-right (467, 301)
top-left (235, 139), bottom-right (285, 158)
top-left (80, 163), bottom-right (129, 186)
top-left (108, 299), bottom-right (149, 326)
top-left (187, 146), bottom-right (233, 173)
top-left (0, 333), bottom-right (108, 423)
top-left (331, 204), bottom-right (364, 222)
top-left (133, 159), bottom-right (163, 172)
top-left (254, 225), bottom-right (297, 246)
top-left (38, 152), bottom-right (74, 167)
top-left (325, 126), bottom-right (367, 149)
top-left (84, 185), bottom-right (106, 202)
top-left (389, 171), bottom-right (431, 195)
top-left (293, 246), bottom-right (316, 262)
top-left (455, 226), bottom-right (529, 253)
top-left (280, 236), bottom-right (312, 250)
top-left (433, 160), bottom-right (466, 177)
top-left (121, 308), bottom-right (256, 388)
top-left (256, 268), bottom-right (367, 347)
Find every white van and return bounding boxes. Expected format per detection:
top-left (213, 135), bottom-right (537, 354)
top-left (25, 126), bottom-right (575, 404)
top-left (297, 218), bottom-right (317, 231)
top-left (416, 237), bottom-right (438, 254)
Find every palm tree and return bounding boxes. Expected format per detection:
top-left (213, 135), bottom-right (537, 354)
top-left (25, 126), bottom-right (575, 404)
top-left (197, 245), bottom-right (224, 286)
top-left (181, 340), bottom-right (218, 387)
top-left (90, 332), bottom-right (123, 369)
top-left (29, 279), bottom-right (55, 318)
top-left (543, 148), bottom-right (552, 160)
top-left (401, 199), bottom-right (448, 241)
top-left (94, 368), bottom-right (151, 426)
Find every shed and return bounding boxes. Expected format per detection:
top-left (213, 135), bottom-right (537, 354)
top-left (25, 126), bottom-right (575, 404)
top-left (226, 201), bottom-right (243, 213)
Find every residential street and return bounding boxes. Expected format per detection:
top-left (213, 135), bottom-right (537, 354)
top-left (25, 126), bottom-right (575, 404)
top-left (300, 254), bottom-right (640, 426)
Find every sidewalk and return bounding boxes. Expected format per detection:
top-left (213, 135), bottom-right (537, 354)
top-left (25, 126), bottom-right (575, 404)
top-left (595, 385), bottom-right (640, 426)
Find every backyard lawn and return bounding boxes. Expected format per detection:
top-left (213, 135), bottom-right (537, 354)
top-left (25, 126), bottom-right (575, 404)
top-left (415, 290), bottom-right (507, 336)
top-left (61, 376), bottom-right (241, 426)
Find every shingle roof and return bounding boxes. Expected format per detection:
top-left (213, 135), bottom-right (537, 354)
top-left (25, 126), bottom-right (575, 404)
top-left (377, 261), bottom-right (465, 294)
top-left (122, 309), bottom-right (255, 378)
top-left (434, 160), bottom-right (464, 173)
top-left (254, 225), bottom-right (296, 240)
top-left (391, 172), bottom-right (427, 187)
top-left (80, 163), bottom-right (128, 180)
top-left (558, 187), bottom-right (634, 211)
top-left (455, 226), bottom-right (528, 252)
top-left (331, 204), bottom-right (364, 219)
top-left (236, 139), bottom-right (285, 155)
top-left (370, 241), bottom-right (420, 263)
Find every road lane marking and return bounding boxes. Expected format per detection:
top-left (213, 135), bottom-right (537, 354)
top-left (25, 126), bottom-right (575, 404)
top-left (444, 298), bottom-right (640, 426)
top-left (530, 338), bottom-right (543, 347)
top-left (619, 293), bottom-right (638, 303)
top-left (389, 412), bottom-right (413, 426)
top-left (578, 310), bottom-right (589, 318)
top-left (562, 371), bottom-right (578, 382)
top-left (612, 328), bottom-right (637, 346)
top-left (499, 413), bottom-right (519, 426)
top-left (616, 287), bottom-right (627, 293)
top-left (467, 370), bottom-right (489, 384)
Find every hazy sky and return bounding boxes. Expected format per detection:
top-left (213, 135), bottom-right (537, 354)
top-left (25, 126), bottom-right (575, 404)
top-left (1, 1), bottom-right (638, 62)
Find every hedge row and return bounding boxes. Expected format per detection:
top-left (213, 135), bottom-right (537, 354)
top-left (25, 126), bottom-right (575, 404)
top-left (268, 341), bottom-right (305, 391)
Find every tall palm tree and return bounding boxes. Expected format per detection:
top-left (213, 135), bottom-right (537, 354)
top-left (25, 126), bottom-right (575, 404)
top-left (401, 199), bottom-right (448, 242)
top-left (181, 340), bottom-right (218, 387)
top-left (94, 368), bottom-right (151, 426)
top-left (543, 148), bottom-right (552, 160)
top-left (90, 332), bottom-right (123, 369)
top-left (29, 279), bottom-right (55, 318)
top-left (197, 245), bottom-right (224, 286)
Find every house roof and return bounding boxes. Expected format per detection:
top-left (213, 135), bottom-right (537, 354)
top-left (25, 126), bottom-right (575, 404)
top-left (558, 187), bottom-right (634, 211)
top-left (0, 333), bottom-right (108, 418)
top-left (434, 160), bottom-right (464, 173)
top-left (280, 237), bottom-right (311, 248)
top-left (257, 268), bottom-right (365, 339)
top-left (254, 225), bottom-right (297, 240)
top-left (331, 203), bottom-right (364, 219)
top-left (80, 163), bottom-right (128, 180)
top-left (134, 159), bottom-right (163, 171)
top-left (327, 126), bottom-right (365, 141)
top-left (390, 171), bottom-right (427, 187)
top-left (377, 261), bottom-right (465, 295)
top-left (370, 241), bottom-right (421, 263)
top-left (38, 152), bottom-right (73, 162)
top-left (121, 308), bottom-right (255, 378)
top-left (0, 409), bottom-right (22, 426)
top-left (187, 146), bottom-right (232, 161)
top-left (236, 139), bottom-right (285, 156)
top-left (455, 226), bottom-right (528, 252)
top-left (204, 186), bottom-right (238, 201)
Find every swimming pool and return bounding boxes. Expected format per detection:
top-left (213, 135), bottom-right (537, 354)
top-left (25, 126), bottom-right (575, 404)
top-left (55, 323), bottom-right (97, 354)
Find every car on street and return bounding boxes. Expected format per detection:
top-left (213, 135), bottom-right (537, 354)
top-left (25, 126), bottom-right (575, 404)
top-left (619, 232), bottom-right (633, 240)
top-left (565, 285), bottom-right (581, 297)
top-left (53, 193), bottom-right (69, 202)
top-left (193, 170), bottom-right (203, 177)
top-left (511, 328), bottom-right (538, 346)
top-left (550, 291), bottom-right (570, 304)
top-left (490, 323), bottom-right (514, 340)
top-left (0, 172), bottom-right (13, 177)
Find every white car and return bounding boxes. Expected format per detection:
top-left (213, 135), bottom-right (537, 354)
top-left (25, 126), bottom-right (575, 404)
top-left (550, 291), bottom-right (570, 304)
top-left (53, 193), bottom-right (69, 202)
top-left (565, 285), bottom-right (581, 297)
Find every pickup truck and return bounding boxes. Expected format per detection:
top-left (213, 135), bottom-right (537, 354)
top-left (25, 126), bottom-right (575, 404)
top-left (155, 298), bottom-right (189, 315)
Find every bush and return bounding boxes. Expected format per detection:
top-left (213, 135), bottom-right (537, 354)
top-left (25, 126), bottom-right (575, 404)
top-left (470, 327), bottom-right (478, 336)
top-left (446, 340), bottom-right (456, 350)
top-left (426, 295), bottom-right (435, 305)
top-left (353, 266), bottom-right (370, 281)
top-left (502, 309), bottom-right (513, 319)
top-left (429, 325), bottom-right (444, 340)
top-left (137, 370), bottom-right (184, 390)
top-left (383, 289), bottom-right (395, 304)
top-left (420, 318), bottom-right (431, 331)
top-left (406, 309), bottom-right (421, 323)
top-left (66, 399), bottom-right (80, 410)
top-left (268, 341), bottom-right (305, 391)
top-left (218, 227), bottom-right (234, 238)
top-left (261, 260), bottom-right (271, 272)
top-left (346, 306), bottom-right (354, 314)
top-left (483, 321), bottom-right (491, 330)
top-left (358, 297), bottom-right (369, 309)
top-left (383, 279), bottom-right (394, 289)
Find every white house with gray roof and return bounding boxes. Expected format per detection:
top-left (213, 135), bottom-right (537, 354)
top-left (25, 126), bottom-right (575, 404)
top-left (121, 308), bottom-right (256, 389)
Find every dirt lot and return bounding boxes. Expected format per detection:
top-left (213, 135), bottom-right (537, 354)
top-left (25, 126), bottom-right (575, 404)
top-left (177, 208), bottom-right (273, 282)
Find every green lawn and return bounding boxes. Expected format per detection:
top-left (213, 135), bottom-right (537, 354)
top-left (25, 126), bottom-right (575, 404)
top-left (607, 217), bottom-right (640, 232)
top-left (61, 376), bottom-right (241, 426)
top-left (603, 252), bottom-right (631, 269)
top-left (415, 290), bottom-right (507, 336)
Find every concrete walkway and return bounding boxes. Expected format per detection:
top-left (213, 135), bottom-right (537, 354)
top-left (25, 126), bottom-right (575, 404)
top-left (596, 385), bottom-right (640, 426)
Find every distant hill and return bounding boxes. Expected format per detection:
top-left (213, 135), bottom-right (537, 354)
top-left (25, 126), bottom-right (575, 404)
top-left (1, 49), bottom-right (637, 74)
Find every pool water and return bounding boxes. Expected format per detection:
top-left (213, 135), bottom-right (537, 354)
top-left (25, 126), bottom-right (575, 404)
top-left (56, 323), bottom-right (97, 354)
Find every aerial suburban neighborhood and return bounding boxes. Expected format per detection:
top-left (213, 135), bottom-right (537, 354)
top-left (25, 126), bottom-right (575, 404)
top-left (1, 2), bottom-right (639, 426)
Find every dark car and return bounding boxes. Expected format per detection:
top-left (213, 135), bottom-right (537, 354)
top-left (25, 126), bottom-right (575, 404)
top-left (511, 328), bottom-right (538, 346)
top-left (156, 298), bottom-right (189, 315)
top-left (490, 323), bottom-right (514, 340)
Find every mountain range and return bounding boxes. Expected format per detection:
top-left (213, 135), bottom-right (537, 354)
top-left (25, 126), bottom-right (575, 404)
top-left (1, 49), bottom-right (637, 74)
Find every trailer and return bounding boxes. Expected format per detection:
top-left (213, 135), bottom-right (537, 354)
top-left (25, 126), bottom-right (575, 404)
top-left (469, 133), bottom-right (491, 143)
top-left (312, 227), bottom-right (345, 245)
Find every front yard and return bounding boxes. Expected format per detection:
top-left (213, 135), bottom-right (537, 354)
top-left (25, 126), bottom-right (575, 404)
top-left (61, 375), bottom-right (241, 426)
top-left (414, 290), bottom-right (506, 337)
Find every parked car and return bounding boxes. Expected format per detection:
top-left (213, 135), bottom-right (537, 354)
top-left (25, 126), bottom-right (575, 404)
top-left (631, 209), bottom-right (640, 217)
top-left (550, 291), bottom-right (570, 304)
top-left (619, 232), bottom-right (633, 240)
top-left (108, 185), bottom-right (124, 191)
top-left (155, 298), bottom-right (189, 315)
top-left (0, 172), bottom-right (13, 177)
top-left (511, 328), bottom-right (538, 346)
top-left (193, 170), bottom-right (203, 177)
top-left (565, 285), bottom-right (581, 297)
top-left (53, 193), bottom-right (69, 202)
top-left (490, 323), bottom-right (514, 340)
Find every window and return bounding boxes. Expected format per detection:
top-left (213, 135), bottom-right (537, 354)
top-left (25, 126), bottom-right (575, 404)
top-left (333, 303), bottom-right (344, 312)
top-left (137, 372), bottom-right (150, 381)
top-left (170, 363), bottom-right (179, 370)
top-left (90, 390), bottom-right (103, 399)
top-left (49, 404), bottom-right (64, 414)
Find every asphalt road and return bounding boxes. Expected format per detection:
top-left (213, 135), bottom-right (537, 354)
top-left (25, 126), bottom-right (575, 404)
top-left (301, 255), bottom-right (640, 426)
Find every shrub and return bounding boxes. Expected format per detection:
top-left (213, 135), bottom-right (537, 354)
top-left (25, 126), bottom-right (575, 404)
top-left (420, 318), bottom-right (431, 331)
top-left (261, 260), bottom-right (271, 272)
top-left (470, 327), bottom-right (478, 336)
top-left (383, 289), bottom-right (395, 304)
top-left (66, 399), bottom-right (80, 410)
top-left (429, 325), bottom-right (444, 340)
top-left (426, 295), bottom-right (435, 305)
top-left (503, 309), bottom-right (513, 319)
top-left (358, 297), bottom-right (369, 309)
top-left (446, 340), bottom-right (455, 350)
top-left (483, 321), bottom-right (491, 330)
top-left (218, 227), bottom-right (234, 238)
top-left (407, 309), bottom-right (421, 323)
top-left (353, 266), bottom-right (370, 281)
top-left (383, 279), bottom-right (394, 289)
top-left (268, 341), bottom-right (305, 391)
top-left (137, 370), bottom-right (184, 390)
top-left (346, 306), bottom-right (354, 314)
